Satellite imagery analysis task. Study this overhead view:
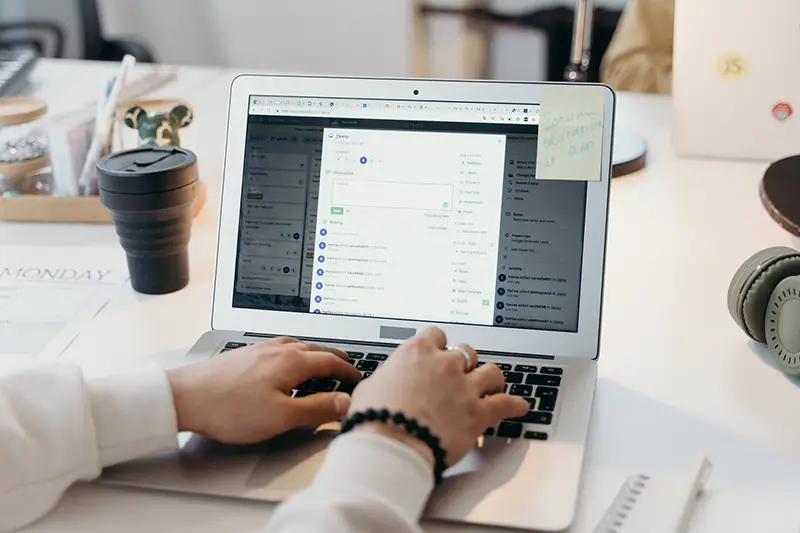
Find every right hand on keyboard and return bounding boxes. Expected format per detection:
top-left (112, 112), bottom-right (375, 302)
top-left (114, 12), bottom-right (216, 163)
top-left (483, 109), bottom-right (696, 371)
top-left (167, 337), bottom-right (361, 444)
top-left (348, 327), bottom-right (528, 467)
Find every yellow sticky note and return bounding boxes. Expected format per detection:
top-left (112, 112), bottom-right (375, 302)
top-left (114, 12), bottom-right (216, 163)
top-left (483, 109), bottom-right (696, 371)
top-left (535, 85), bottom-right (605, 181)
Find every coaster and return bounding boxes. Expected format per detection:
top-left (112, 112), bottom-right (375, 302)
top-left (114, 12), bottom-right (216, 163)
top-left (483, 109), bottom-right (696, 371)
top-left (760, 155), bottom-right (800, 236)
top-left (612, 130), bottom-right (648, 178)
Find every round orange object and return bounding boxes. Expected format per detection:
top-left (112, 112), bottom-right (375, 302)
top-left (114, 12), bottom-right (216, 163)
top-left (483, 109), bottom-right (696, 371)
top-left (772, 102), bottom-right (793, 121)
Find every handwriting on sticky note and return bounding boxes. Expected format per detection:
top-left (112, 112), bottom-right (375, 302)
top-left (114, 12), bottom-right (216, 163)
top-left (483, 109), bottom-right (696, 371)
top-left (536, 85), bottom-right (605, 181)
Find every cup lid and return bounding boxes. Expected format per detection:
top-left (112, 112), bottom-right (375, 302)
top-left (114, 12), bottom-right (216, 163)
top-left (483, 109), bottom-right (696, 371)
top-left (0, 97), bottom-right (47, 126)
top-left (97, 147), bottom-right (198, 194)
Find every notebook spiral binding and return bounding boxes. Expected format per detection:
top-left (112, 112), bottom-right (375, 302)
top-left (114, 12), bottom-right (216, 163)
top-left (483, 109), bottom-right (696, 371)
top-left (593, 474), bottom-right (651, 533)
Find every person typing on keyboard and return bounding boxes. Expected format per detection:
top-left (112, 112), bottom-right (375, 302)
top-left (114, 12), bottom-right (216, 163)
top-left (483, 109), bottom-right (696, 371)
top-left (0, 327), bottom-right (528, 532)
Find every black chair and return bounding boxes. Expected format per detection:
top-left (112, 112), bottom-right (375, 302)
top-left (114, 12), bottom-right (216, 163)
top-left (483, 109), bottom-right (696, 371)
top-left (0, 21), bottom-right (65, 57)
top-left (418, 4), bottom-right (621, 82)
top-left (78, 0), bottom-right (156, 62)
top-left (0, 0), bottom-right (156, 62)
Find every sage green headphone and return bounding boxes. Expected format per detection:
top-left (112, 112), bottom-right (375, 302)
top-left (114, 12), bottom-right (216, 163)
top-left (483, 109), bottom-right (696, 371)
top-left (728, 246), bottom-right (800, 375)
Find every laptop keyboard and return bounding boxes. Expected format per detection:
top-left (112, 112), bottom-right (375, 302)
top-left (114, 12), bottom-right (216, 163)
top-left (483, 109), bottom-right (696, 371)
top-left (219, 342), bottom-right (561, 440)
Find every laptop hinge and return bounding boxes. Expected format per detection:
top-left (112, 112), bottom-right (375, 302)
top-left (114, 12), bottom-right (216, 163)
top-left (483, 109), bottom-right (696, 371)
top-left (243, 332), bottom-right (556, 360)
top-left (244, 332), bottom-right (400, 349)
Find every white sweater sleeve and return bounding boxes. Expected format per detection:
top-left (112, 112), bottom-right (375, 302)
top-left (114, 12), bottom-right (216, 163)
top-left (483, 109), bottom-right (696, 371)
top-left (266, 431), bottom-right (435, 533)
top-left (0, 362), bottom-right (178, 532)
top-left (0, 361), bottom-right (434, 533)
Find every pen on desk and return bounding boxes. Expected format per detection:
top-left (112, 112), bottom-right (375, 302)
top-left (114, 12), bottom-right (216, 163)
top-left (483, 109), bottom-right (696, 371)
top-left (675, 458), bottom-right (713, 533)
top-left (78, 54), bottom-right (136, 195)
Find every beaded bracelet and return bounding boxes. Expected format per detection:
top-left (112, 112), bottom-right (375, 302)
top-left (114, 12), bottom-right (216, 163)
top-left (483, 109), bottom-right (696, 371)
top-left (339, 408), bottom-right (448, 485)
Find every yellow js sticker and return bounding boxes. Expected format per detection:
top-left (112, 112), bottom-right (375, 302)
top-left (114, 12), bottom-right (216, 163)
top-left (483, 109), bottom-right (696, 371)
top-left (717, 53), bottom-right (748, 80)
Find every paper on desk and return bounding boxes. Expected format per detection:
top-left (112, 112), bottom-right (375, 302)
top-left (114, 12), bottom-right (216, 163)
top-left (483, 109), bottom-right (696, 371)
top-left (0, 247), bottom-right (128, 371)
top-left (571, 465), bottom-right (800, 533)
top-left (536, 84), bottom-right (605, 181)
top-left (687, 488), bottom-right (800, 533)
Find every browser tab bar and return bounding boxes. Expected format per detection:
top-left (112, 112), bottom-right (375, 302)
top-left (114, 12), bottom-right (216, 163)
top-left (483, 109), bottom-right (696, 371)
top-left (248, 96), bottom-right (540, 125)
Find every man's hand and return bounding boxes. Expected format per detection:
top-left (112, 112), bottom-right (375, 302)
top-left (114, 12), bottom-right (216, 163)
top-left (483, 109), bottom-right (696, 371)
top-left (349, 328), bottom-right (528, 467)
top-left (166, 337), bottom-right (361, 444)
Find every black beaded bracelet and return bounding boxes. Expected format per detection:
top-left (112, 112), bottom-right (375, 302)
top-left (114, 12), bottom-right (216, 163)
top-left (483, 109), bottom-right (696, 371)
top-left (339, 408), bottom-right (448, 485)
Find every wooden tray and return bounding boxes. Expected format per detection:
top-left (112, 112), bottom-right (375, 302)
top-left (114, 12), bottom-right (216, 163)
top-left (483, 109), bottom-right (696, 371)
top-left (0, 180), bottom-right (207, 223)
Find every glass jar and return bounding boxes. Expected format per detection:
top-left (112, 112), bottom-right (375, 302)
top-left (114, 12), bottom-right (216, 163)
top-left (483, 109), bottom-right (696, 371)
top-left (0, 97), bottom-right (52, 196)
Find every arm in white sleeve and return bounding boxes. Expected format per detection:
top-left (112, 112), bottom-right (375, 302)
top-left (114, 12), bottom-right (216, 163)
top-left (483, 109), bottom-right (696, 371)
top-left (267, 431), bottom-right (435, 533)
top-left (0, 362), bottom-right (178, 532)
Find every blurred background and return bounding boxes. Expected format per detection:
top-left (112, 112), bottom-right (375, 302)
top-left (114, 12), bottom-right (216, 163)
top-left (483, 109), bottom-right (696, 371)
top-left (0, 0), bottom-right (629, 82)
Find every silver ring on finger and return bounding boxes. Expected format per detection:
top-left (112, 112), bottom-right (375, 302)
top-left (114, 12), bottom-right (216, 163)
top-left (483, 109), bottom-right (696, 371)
top-left (446, 345), bottom-right (475, 373)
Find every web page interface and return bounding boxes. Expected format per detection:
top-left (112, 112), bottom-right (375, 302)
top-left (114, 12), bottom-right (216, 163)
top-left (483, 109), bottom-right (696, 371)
top-left (233, 97), bottom-right (589, 332)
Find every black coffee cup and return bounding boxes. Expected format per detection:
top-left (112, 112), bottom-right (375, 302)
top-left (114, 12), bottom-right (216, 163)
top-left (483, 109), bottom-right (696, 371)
top-left (97, 147), bottom-right (198, 294)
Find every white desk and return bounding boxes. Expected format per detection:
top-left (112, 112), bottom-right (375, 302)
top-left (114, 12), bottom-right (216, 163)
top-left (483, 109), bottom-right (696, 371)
top-left (6, 61), bottom-right (800, 533)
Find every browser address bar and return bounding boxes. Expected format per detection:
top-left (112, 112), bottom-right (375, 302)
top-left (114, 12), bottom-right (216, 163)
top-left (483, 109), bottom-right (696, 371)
top-left (249, 105), bottom-right (539, 124)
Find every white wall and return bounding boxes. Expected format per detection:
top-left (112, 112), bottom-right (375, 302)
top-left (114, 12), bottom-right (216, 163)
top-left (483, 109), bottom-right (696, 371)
top-left (100, 0), bottom-right (414, 76)
top-left (3, 0), bottom-right (627, 80)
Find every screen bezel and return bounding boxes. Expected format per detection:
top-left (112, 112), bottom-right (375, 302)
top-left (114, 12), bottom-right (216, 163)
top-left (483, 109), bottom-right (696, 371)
top-left (213, 75), bottom-right (614, 359)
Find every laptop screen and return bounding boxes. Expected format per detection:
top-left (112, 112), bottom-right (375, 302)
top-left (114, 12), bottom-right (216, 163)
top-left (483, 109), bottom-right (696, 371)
top-left (233, 96), bottom-right (587, 333)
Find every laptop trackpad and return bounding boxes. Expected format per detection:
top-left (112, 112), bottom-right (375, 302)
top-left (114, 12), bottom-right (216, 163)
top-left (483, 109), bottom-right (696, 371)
top-left (244, 424), bottom-right (338, 499)
top-left (245, 425), bottom-right (493, 499)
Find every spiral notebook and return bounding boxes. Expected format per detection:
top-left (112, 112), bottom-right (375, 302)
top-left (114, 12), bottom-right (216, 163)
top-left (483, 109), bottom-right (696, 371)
top-left (593, 458), bottom-right (713, 533)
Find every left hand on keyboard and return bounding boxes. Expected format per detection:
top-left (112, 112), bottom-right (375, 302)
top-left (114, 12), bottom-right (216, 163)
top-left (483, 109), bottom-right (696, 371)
top-left (166, 337), bottom-right (361, 444)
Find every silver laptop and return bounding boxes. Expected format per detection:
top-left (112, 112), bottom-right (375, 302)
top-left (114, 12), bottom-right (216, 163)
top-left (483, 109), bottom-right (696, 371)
top-left (102, 76), bottom-right (614, 532)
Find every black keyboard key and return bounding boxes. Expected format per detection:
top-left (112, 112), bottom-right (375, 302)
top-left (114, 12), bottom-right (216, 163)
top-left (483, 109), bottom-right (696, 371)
top-left (483, 427), bottom-right (495, 436)
top-left (366, 353), bottom-right (388, 361)
top-left (362, 371), bottom-right (373, 378)
top-left (526, 397), bottom-right (536, 410)
top-left (312, 379), bottom-right (337, 392)
top-left (541, 367), bottom-right (563, 375)
top-left (476, 361), bottom-right (486, 367)
top-left (496, 422), bottom-right (523, 438)
top-left (503, 371), bottom-right (523, 383)
top-left (510, 384), bottom-right (533, 396)
top-left (220, 348), bottom-right (232, 353)
top-left (526, 374), bottom-right (562, 387)
top-left (347, 358), bottom-right (357, 365)
top-left (524, 431), bottom-right (549, 440)
top-left (337, 382), bottom-right (356, 395)
top-left (347, 351), bottom-right (364, 359)
top-left (496, 363), bottom-right (512, 371)
top-left (535, 386), bottom-right (559, 398)
top-left (508, 411), bottom-right (552, 425)
top-left (295, 390), bottom-right (312, 398)
top-left (356, 360), bottom-right (379, 371)
top-left (514, 364), bottom-right (538, 372)
top-left (538, 396), bottom-right (557, 412)
top-left (224, 342), bottom-right (247, 349)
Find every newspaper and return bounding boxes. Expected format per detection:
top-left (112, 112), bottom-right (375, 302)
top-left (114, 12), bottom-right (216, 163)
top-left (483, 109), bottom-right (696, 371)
top-left (0, 247), bottom-right (129, 371)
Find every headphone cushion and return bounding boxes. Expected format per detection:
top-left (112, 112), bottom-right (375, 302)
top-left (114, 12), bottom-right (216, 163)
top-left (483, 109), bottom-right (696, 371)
top-left (727, 247), bottom-right (799, 335)
top-left (741, 255), bottom-right (800, 342)
top-left (765, 276), bottom-right (800, 375)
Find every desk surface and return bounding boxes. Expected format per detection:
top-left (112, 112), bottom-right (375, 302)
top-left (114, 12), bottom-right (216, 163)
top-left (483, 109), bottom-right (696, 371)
top-left (8, 60), bottom-right (800, 533)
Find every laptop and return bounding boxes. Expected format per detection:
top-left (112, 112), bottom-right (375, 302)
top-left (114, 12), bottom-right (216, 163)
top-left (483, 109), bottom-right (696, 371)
top-left (102, 76), bottom-right (614, 532)
top-left (672, 0), bottom-right (800, 160)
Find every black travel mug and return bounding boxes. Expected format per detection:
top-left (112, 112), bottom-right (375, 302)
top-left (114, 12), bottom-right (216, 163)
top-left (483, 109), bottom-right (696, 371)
top-left (97, 147), bottom-right (199, 294)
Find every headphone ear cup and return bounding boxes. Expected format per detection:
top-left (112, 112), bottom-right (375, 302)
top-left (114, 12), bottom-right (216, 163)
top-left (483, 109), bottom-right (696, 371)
top-left (765, 276), bottom-right (800, 375)
top-left (741, 255), bottom-right (800, 342)
top-left (728, 247), bottom-right (800, 339)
